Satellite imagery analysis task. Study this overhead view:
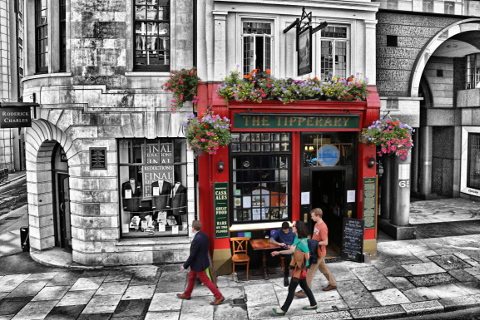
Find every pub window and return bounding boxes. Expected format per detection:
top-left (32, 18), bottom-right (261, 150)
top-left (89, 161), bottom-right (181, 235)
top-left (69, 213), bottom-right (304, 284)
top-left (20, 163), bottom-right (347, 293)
top-left (467, 133), bottom-right (480, 190)
top-left (444, 1), bottom-right (455, 14)
top-left (134, 0), bottom-right (170, 71)
top-left (423, 0), bottom-right (433, 12)
top-left (35, 0), bottom-right (48, 73)
top-left (303, 133), bottom-right (355, 167)
top-left (242, 21), bottom-right (272, 76)
top-left (118, 138), bottom-right (187, 238)
top-left (231, 133), bottom-right (290, 223)
top-left (320, 26), bottom-right (348, 81)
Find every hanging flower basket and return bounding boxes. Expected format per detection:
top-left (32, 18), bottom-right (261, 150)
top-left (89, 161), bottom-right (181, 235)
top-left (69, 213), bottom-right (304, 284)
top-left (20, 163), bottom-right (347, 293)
top-left (162, 67), bottom-right (201, 112)
top-left (184, 112), bottom-right (231, 156)
top-left (361, 119), bottom-right (414, 160)
top-left (217, 68), bottom-right (369, 104)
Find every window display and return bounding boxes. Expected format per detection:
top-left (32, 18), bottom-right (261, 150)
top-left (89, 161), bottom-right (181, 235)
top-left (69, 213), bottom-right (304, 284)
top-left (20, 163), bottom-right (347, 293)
top-left (119, 138), bottom-right (188, 237)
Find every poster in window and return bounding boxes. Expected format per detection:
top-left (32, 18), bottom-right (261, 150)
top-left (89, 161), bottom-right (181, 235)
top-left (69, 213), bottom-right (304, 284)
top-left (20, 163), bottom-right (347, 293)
top-left (143, 143), bottom-right (174, 198)
top-left (297, 26), bottom-right (312, 76)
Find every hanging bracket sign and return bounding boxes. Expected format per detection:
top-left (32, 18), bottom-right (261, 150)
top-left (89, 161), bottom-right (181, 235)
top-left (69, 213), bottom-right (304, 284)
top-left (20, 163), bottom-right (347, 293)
top-left (0, 104), bottom-right (37, 128)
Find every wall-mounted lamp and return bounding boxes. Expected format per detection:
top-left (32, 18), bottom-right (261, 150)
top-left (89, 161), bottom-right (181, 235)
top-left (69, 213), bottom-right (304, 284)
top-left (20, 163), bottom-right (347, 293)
top-left (218, 160), bottom-right (225, 173)
top-left (367, 157), bottom-right (376, 168)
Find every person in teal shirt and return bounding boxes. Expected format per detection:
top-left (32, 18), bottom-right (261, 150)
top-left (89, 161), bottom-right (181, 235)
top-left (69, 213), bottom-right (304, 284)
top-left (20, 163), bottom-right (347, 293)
top-left (271, 220), bottom-right (317, 315)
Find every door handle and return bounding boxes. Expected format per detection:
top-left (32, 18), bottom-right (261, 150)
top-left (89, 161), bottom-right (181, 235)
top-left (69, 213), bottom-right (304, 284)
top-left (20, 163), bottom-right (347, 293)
top-left (60, 203), bottom-right (65, 211)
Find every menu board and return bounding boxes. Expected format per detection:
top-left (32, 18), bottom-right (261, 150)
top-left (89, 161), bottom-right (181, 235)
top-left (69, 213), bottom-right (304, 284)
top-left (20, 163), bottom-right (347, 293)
top-left (143, 143), bottom-right (174, 198)
top-left (341, 218), bottom-right (364, 262)
top-left (214, 182), bottom-right (229, 238)
top-left (363, 177), bottom-right (376, 229)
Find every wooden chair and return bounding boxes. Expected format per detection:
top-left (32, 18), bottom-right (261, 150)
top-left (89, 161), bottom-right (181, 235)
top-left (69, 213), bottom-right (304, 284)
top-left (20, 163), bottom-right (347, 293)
top-left (230, 237), bottom-right (251, 280)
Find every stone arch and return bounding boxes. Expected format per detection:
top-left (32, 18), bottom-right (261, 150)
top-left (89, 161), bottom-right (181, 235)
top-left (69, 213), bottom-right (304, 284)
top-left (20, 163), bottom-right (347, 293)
top-left (410, 18), bottom-right (480, 97)
top-left (25, 119), bottom-right (76, 251)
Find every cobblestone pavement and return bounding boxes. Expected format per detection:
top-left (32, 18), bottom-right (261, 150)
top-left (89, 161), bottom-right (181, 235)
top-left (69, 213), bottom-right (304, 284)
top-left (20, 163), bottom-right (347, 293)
top-left (0, 173), bottom-right (480, 319)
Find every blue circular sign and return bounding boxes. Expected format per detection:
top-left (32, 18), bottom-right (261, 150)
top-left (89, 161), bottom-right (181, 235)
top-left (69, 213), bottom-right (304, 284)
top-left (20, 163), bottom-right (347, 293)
top-left (318, 145), bottom-right (340, 167)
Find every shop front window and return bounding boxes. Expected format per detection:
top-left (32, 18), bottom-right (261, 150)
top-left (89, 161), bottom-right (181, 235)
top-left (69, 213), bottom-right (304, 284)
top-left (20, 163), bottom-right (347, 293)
top-left (231, 133), bottom-right (290, 223)
top-left (466, 53), bottom-right (480, 89)
top-left (467, 133), bottom-right (480, 189)
top-left (302, 133), bottom-right (355, 167)
top-left (118, 138), bottom-right (187, 238)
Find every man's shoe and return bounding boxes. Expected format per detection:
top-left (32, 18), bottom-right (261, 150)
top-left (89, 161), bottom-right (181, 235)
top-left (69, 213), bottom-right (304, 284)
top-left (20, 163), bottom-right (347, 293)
top-left (323, 285), bottom-right (337, 291)
top-left (210, 296), bottom-right (225, 305)
top-left (283, 277), bottom-right (289, 287)
top-left (294, 290), bottom-right (307, 298)
top-left (176, 293), bottom-right (191, 300)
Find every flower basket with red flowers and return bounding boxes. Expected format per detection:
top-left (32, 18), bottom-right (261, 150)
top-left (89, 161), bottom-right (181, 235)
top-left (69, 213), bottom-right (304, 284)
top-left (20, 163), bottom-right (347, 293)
top-left (184, 112), bottom-right (231, 156)
top-left (162, 67), bottom-right (201, 112)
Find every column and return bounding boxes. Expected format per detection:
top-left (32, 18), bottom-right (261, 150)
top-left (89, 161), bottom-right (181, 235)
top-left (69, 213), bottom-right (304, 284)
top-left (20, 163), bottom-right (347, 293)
top-left (391, 152), bottom-right (411, 226)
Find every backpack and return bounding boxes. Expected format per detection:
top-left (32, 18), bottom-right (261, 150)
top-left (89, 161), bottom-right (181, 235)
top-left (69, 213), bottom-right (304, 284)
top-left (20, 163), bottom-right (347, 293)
top-left (307, 239), bottom-right (319, 266)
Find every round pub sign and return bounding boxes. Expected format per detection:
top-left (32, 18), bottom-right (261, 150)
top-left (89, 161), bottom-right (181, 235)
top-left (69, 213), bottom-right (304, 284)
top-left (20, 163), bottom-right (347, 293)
top-left (317, 145), bottom-right (340, 167)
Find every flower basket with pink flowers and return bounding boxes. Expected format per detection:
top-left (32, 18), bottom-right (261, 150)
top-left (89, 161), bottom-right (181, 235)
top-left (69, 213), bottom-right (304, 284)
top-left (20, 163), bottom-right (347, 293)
top-left (184, 112), bottom-right (231, 156)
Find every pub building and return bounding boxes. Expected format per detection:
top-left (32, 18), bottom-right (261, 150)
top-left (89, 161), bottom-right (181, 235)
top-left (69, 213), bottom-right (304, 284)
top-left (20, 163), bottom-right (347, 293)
top-left (196, 85), bottom-right (381, 274)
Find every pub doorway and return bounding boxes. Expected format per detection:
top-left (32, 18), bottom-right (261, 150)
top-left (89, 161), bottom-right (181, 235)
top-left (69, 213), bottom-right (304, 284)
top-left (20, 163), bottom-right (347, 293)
top-left (52, 145), bottom-right (72, 250)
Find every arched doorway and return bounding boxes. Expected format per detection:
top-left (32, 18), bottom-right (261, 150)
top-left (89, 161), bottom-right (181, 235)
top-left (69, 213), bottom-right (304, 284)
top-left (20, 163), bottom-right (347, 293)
top-left (52, 144), bottom-right (71, 250)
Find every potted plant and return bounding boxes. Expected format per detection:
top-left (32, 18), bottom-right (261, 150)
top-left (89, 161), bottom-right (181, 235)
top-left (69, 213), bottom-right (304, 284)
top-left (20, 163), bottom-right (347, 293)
top-left (361, 119), bottom-right (414, 160)
top-left (184, 112), bottom-right (231, 156)
top-left (162, 67), bottom-right (201, 112)
top-left (217, 69), bottom-right (368, 104)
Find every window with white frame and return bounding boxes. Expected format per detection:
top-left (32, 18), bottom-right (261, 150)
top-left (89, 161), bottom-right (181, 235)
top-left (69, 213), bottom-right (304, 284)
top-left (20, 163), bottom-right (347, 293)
top-left (320, 26), bottom-right (348, 81)
top-left (242, 21), bottom-right (272, 75)
top-left (466, 53), bottom-right (480, 89)
top-left (35, 0), bottom-right (48, 73)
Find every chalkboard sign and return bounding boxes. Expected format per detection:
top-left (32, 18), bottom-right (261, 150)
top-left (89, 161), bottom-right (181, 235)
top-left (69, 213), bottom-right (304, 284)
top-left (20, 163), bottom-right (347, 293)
top-left (341, 218), bottom-right (364, 262)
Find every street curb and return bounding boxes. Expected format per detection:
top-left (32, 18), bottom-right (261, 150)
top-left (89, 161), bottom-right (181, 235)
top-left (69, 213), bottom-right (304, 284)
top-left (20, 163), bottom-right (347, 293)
top-left (30, 249), bottom-right (105, 271)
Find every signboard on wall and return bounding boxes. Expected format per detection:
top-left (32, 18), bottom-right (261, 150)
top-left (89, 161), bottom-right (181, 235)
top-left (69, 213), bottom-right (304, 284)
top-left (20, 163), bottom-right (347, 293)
top-left (363, 177), bottom-right (376, 229)
top-left (214, 182), bottom-right (229, 238)
top-left (90, 147), bottom-right (107, 170)
top-left (143, 143), bottom-right (174, 198)
top-left (0, 106), bottom-right (32, 128)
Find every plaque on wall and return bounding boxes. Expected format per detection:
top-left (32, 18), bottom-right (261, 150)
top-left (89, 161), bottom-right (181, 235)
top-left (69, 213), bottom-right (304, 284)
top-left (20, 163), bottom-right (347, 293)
top-left (90, 147), bottom-right (107, 170)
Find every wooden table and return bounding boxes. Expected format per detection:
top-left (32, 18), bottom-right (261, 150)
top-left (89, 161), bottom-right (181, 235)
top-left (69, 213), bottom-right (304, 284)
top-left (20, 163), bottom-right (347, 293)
top-left (250, 238), bottom-right (281, 280)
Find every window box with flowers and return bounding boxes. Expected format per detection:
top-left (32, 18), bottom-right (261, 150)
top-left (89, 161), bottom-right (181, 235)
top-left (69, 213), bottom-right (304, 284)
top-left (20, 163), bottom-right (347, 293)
top-left (361, 119), bottom-right (414, 160)
top-left (162, 67), bottom-right (201, 112)
top-left (184, 112), bottom-right (232, 156)
top-left (217, 69), bottom-right (369, 104)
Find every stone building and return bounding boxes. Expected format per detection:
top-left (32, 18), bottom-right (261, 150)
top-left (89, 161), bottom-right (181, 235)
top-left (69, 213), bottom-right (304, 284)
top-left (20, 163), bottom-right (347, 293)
top-left (23, 0), bottom-right (195, 265)
top-left (374, 0), bottom-right (480, 236)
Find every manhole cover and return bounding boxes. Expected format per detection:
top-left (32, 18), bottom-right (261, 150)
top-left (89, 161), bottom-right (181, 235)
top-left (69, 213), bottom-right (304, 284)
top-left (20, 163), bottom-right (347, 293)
top-left (232, 298), bottom-right (246, 306)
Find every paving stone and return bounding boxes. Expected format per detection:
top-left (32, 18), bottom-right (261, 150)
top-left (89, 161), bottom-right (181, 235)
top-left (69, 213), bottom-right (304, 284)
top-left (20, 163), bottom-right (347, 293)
top-left (122, 285), bottom-right (156, 300)
top-left (464, 266), bottom-right (480, 278)
top-left (96, 281), bottom-right (129, 296)
top-left (77, 314), bottom-right (112, 320)
top-left (44, 305), bottom-right (85, 320)
top-left (47, 272), bottom-right (82, 287)
top-left (26, 273), bottom-right (58, 281)
top-left (176, 297), bottom-right (214, 319)
top-left (438, 294), bottom-right (480, 310)
top-left (6, 280), bottom-right (49, 298)
top-left (112, 299), bottom-right (150, 317)
top-left (349, 305), bottom-right (405, 319)
top-left (316, 299), bottom-right (349, 313)
top-left (406, 272), bottom-right (455, 287)
top-left (214, 303), bottom-right (249, 320)
top-left (0, 297), bottom-right (32, 316)
top-left (371, 288), bottom-right (410, 306)
top-left (155, 271), bottom-right (186, 293)
top-left (103, 272), bottom-right (133, 283)
top-left (70, 277), bottom-right (105, 291)
top-left (403, 287), bottom-right (439, 302)
top-left (148, 292), bottom-right (182, 312)
top-left (372, 258), bottom-right (411, 277)
top-left (144, 311), bottom-right (179, 320)
top-left (387, 276), bottom-right (415, 290)
top-left (450, 281), bottom-right (480, 295)
top-left (337, 280), bottom-right (381, 309)
top-left (81, 294), bottom-right (122, 314)
top-left (427, 283), bottom-right (468, 299)
top-left (12, 300), bottom-right (57, 320)
top-left (448, 269), bottom-right (478, 282)
top-left (401, 300), bottom-right (444, 314)
top-left (31, 286), bottom-right (69, 301)
top-left (351, 266), bottom-right (394, 291)
top-left (0, 274), bottom-right (31, 293)
top-left (428, 254), bottom-right (472, 270)
top-left (402, 262), bottom-right (446, 275)
top-left (56, 290), bottom-right (96, 307)
top-left (291, 310), bottom-right (353, 319)
top-left (245, 283), bottom-right (277, 307)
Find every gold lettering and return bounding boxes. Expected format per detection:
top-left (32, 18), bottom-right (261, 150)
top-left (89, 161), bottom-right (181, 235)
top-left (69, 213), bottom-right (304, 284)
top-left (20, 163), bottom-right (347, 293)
top-left (343, 117), bottom-right (350, 126)
top-left (262, 116), bottom-right (270, 126)
top-left (289, 117), bottom-right (297, 126)
top-left (307, 118), bottom-right (314, 126)
top-left (315, 117), bottom-right (323, 126)
top-left (276, 116), bottom-right (282, 126)
top-left (243, 116), bottom-right (251, 126)
top-left (252, 117), bottom-right (261, 126)
top-left (297, 117), bottom-right (306, 127)
top-left (334, 117), bottom-right (342, 126)
top-left (324, 117), bottom-right (333, 126)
